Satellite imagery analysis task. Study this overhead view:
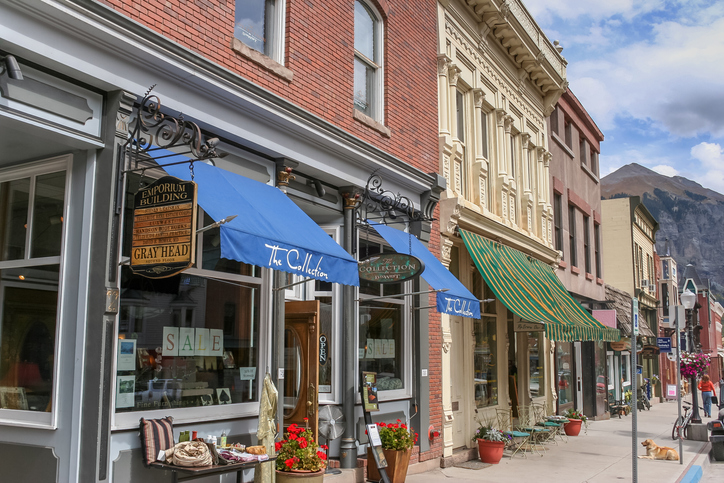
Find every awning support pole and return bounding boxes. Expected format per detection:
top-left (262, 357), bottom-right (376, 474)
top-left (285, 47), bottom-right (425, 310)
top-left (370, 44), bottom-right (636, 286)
top-left (355, 288), bottom-right (448, 302)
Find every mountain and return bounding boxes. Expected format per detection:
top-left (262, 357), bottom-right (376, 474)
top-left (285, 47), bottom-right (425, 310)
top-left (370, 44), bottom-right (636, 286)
top-left (601, 163), bottom-right (724, 300)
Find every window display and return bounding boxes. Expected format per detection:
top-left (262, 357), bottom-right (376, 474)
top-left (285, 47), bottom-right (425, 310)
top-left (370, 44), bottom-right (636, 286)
top-left (528, 331), bottom-right (543, 398)
top-left (556, 342), bottom-right (573, 405)
top-left (0, 165), bottom-right (67, 414)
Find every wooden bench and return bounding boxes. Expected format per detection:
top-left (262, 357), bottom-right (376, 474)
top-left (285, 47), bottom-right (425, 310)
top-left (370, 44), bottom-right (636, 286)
top-left (150, 457), bottom-right (275, 483)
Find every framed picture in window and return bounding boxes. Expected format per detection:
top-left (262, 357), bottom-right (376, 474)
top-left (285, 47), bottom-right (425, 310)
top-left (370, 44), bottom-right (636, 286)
top-left (0, 387), bottom-right (29, 410)
top-left (117, 339), bottom-right (137, 371)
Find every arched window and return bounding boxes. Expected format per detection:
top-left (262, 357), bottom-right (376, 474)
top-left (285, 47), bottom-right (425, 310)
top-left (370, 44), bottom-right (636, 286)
top-left (354, 1), bottom-right (383, 120)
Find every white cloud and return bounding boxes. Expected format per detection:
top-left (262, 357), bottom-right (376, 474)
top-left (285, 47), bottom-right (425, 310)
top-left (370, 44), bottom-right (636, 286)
top-left (651, 165), bottom-right (680, 177)
top-left (569, 15), bottom-right (724, 139)
top-left (524, 0), bottom-right (665, 22)
top-left (690, 142), bottom-right (724, 194)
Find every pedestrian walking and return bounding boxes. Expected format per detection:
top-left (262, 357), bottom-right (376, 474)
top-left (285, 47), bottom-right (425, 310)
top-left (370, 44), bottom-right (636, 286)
top-left (698, 374), bottom-right (715, 417)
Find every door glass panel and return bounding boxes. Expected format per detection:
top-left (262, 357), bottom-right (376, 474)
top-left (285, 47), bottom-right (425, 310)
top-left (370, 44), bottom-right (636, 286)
top-left (528, 331), bottom-right (543, 399)
top-left (474, 316), bottom-right (497, 407)
top-left (317, 297), bottom-right (332, 393)
top-left (0, 178), bottom-right (30, 261)
top-left (31, 172), bottom-right (66, 259)
top-left (556, 341), bottom-right (573, 405)
top-left (358, 301), bottom-right (403, 391)
top-left (284, 328), bottom-right (302, 417)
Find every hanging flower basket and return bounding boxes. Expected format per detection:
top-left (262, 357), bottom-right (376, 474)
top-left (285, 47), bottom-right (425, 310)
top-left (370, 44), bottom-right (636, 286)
top-left (680, 352), bottom-right (710, 378)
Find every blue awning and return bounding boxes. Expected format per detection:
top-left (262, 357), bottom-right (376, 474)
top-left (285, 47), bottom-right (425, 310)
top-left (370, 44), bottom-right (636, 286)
top-left (368, 220), bottom-right (480, 318)
top-left (164, 162), bottom-right (359, 286)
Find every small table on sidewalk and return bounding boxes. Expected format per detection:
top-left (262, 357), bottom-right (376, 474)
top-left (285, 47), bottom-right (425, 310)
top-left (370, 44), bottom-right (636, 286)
top-left (151, 457), bottom-right (276, 483)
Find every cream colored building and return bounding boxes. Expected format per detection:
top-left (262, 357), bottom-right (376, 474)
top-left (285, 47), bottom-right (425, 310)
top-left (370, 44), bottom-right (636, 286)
top-left (436, 0), bottom-right (568, 461)
top-left (601, 196), bottom-right (660, 383)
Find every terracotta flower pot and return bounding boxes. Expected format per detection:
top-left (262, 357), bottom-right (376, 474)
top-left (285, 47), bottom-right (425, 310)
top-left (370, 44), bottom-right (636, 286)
top-left (275, 469), bottom-right (325, 483)
top-left (476, 439), bottom-right (505, 464)
top-left (367, 447), bottom-right (412, 483)
top-left (564, 418), bottom-right (583, 436)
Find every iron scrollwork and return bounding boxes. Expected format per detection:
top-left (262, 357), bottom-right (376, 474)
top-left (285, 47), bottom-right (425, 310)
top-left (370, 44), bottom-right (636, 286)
top-left (361, 173), bottom-right (433, 222)
top-left (125, 85), bottom-right (221, 168)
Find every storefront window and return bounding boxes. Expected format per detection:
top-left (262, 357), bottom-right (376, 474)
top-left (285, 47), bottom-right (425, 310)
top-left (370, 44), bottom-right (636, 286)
top-left (528, 331), bottom-right (543, 399)
top-left (556, 342), bottom-right (573, 405)
top-left (116, 266), bottom-right (261, 413)
top-left (358, 236), bottom-right (406, 392)
top-left (474, 316), bottom-right (498, 407)
top-left (317, 296), bottom-right (333, 393)
top-left (116, 171), bottom-right (261, 413)
top-left (0, 162), bottom-right (67, 416)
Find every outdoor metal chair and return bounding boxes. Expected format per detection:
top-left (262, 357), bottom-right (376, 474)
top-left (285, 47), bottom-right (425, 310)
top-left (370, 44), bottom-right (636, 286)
top-left (532, 402), bottom-right (567, 444)
top-left (495, 408), bottom-right (532, 458)
top-left (516, 405), bottom-right (548, 455)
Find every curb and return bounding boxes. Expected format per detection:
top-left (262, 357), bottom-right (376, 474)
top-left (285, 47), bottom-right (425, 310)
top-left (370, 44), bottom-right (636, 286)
top-left (680, 465), bottom-right (702, 483)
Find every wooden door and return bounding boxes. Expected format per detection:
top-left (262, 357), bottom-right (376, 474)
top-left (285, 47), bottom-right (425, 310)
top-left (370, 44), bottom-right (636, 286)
top-left (284, 300), bottom-right (320, 441)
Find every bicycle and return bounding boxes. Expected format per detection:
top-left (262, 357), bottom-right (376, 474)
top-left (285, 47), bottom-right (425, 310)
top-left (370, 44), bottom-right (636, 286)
top-left (671, 403), bottom-right (705, 440)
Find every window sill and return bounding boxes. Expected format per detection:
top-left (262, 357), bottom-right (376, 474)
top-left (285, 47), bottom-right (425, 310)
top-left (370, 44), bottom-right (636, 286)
top-left (230, 38), bottom-right (294, 83)
top-left (596, 277), bottom-right (604, 285)
top-left (353, 109), bottom-right (391, 138)
top-left (581, 162), bottom-right (599, 183)
top-left (571, 265), bottom-right (581, 275)
top-left (558, 260), bottom-right (567, 269)
top-left (585, 272), bottom-right (594, 281)
top-left (552, 132), bottom-right (575, 158)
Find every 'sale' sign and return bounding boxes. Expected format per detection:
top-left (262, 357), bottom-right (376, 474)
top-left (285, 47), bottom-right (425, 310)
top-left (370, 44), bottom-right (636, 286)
top-left (131, 176), bottom-right (198, 278)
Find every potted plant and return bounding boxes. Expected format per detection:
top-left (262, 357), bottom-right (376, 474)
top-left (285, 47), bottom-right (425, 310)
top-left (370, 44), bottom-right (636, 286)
top-left (562, 408), bottom-right (588, 436)
top-left (275, 423), bottom-right (327, 483)
top-left (367, 420), bottom-right (418, 483)
top-left (472, 423), bottom-right (509, 464)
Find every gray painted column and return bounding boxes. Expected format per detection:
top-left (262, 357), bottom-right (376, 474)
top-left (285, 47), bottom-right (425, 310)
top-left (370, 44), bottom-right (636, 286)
top-left (340, 189), bottom-right (360, 468)
top-left (80, 90), bottom-right (136, 482)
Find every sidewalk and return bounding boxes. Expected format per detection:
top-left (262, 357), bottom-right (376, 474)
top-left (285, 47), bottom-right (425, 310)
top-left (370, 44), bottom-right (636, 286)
top-left (401, 401), bottom-right (719, 483)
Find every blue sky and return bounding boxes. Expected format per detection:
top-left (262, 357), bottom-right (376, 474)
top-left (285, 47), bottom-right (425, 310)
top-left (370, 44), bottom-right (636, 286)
top-left (524, 0), bottom-right (724, 193)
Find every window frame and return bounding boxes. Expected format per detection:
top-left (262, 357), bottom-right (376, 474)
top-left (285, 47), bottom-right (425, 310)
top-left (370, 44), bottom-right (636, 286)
top-left (354, 0), bottom-right (385, 122)
top-left (0, 155), bottom-right (72, 430)
top-left (583, 215), bottom-right (591, 274)
top-left (356, 231), bottom-right (412, 402)
top-left (233, 0), bottom-right (286, 63)
top-left (568, 205), bottom-right (577, 267)
top-left (111, 159), bottom-right (274, 430)
top-left (554, 193), bottom-right (563, 255)
top-left (594, 222), bottom-right (601, 278)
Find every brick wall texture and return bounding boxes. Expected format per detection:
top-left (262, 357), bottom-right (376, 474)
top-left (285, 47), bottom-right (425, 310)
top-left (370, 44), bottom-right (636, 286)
top-left (100, 0), bottom-right (442, 462)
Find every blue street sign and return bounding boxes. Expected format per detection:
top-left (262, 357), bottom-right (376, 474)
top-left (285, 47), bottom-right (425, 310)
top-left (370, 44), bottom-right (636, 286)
top-left (657, 337), bottom-right (672, 353)
top-left (637, 365), bottom-right (642, 375)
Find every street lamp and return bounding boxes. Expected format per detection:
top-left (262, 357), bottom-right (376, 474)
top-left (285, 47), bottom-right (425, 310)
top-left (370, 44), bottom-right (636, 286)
top-left (680, 289), bottom-right (701, 423)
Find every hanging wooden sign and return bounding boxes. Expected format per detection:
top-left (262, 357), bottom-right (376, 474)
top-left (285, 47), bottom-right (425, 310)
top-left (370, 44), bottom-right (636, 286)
top-left (358, 253), bottom-right (424, 283)
top-left (131, 176), bottom-right (197, 278)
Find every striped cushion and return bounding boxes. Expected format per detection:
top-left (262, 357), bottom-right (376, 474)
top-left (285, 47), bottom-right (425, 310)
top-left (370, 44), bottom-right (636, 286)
top-left (139, 417), bottom-right (174, 466)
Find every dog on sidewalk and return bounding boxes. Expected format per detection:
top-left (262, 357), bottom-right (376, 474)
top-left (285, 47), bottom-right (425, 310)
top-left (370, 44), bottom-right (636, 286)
top-left (638, 439), bottom-right (679, 461)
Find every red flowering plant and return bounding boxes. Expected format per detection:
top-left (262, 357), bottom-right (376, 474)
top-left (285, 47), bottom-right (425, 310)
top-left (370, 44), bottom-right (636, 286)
top-left (377, 420), bottom-right (418, 450)
top-left (274, 421), bottom-right (327, 472)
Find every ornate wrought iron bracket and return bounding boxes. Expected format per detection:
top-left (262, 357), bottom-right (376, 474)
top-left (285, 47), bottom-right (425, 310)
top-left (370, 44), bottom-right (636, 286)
top-left (124, 86), bottom-right (223, 173)
top-left (360, 173), bottom-right (434, 223)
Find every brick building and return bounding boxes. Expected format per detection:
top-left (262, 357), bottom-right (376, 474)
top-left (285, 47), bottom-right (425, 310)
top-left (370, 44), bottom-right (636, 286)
top-left (0, 0), bottom-right (445, 481)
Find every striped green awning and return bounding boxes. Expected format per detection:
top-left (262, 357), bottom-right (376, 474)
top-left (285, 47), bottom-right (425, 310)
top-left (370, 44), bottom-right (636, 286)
top-left (460, 229), bottom-right (620, 342)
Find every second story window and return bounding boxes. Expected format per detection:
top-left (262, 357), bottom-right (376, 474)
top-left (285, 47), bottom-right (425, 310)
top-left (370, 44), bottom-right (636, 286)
top-left (583, 215), bottom-right (591, 274)
top-left (580, 138), bottom-right (587, 166)
top-left (550, 106), bottom-right (559, 135)
top-left (594, 223), bottom-right (601, 278)
top-left (234, 0), bottom-right (284, 61)
top-left (481, 111), bottom-right (489, 159)
top-left (354, 1), bottom-right (383, 120)
top-left (569, 205), bottom-right (577, 267)
top-left (590, 149), bottom-right (599, 177)
top-left (554, 194), bottom-right (563, 255)
top-left (510, 134), bottom-right (516, 178)
top-left (565, 121), bottom-right (573, 149)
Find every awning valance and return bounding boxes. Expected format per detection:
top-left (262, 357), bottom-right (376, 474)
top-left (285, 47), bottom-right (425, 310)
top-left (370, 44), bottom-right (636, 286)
top-left (460, 229), bottom-right (619, 342)
top-left (369, 221), bottom-right (480, 318)
top-left (164, 162), bottom-right (359, 286)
